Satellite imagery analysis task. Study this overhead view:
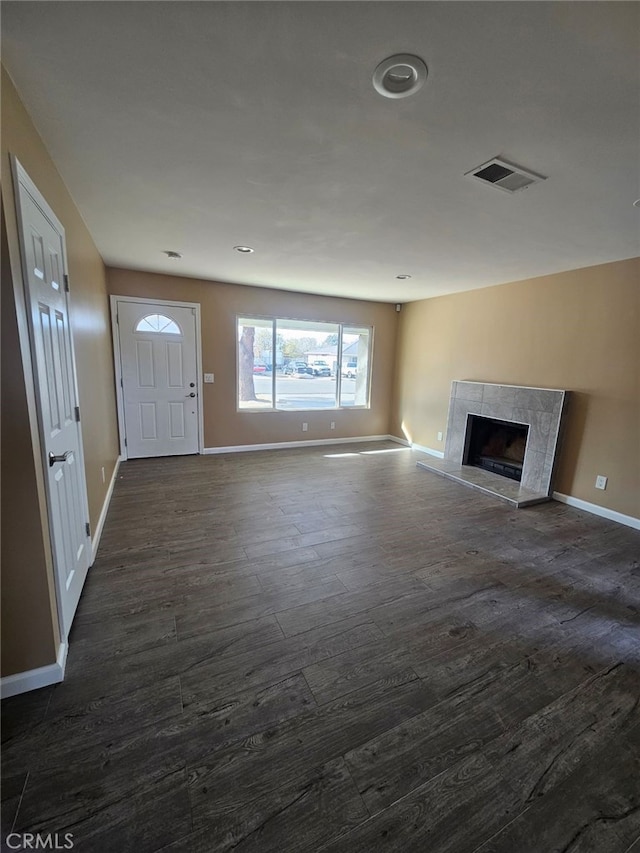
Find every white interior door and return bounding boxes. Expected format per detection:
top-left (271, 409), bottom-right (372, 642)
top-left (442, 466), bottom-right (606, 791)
top-left (13, 160), bottom-right (91, 638)
top-left (116, 300), bottom-right (200, 458)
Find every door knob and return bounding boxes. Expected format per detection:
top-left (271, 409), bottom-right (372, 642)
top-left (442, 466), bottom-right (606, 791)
top-left (49, 450), bottom-right (72, 467)
top-left (186, 392), bottom-right (196, 398)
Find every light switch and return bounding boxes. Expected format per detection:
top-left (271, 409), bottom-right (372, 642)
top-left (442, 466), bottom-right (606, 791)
top-left (204, 373), bottom-right (214, 383)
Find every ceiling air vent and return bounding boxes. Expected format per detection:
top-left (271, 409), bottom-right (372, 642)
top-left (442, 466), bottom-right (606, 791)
top-left (465, 157), bottom-right (546, 194)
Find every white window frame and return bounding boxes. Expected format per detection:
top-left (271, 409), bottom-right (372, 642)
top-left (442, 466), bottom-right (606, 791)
top-left (236, 314), bottom-right (373, 413)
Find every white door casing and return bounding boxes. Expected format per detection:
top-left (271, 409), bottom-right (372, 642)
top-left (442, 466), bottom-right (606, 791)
top-left (114, 299), bottom-right (201, 458)
top-left (12, 159), bottom-right (91, 639)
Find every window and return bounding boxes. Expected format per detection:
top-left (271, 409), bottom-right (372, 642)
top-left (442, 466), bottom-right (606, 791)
top-left (340, 326), bottom-right (371, 407)
top-left (237, 317), bottom-right (372, 411)
top-left (238, 317), bottom-right (273, 408)
top-left (135, 313), bottom-right (181, 334)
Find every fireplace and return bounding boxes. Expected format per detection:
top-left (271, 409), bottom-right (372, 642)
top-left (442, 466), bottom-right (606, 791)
top-left (464, 415), bottom-right (529, 482)
top-left (416, 381), bottom-right (568, 507)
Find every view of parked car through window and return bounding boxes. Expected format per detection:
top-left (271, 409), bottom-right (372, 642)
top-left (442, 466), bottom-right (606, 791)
top-left (237, 317), bottom-right (371, 410)
top-left (309, 359), bottom-right (331, 376)
top-left (283, 361), bottom-right (312, 376)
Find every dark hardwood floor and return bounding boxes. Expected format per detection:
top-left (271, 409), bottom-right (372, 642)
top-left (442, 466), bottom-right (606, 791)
top-left (2, 441), bottom-right (639, 852)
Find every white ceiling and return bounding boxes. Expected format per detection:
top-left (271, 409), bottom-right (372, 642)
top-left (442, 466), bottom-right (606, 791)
top-left (3, 1), bottom-right (639, 303)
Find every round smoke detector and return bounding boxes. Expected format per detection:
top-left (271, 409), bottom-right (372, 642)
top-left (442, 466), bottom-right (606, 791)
top-left (372, 54), bottom-right (428, 99)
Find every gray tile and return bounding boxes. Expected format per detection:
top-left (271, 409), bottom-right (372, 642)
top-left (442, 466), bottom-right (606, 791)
top-left (444, 422), bottom-right (466, 463)
top-left (445, 401), bottom-right (476, 462)
top-left (455, 381), bottom-right (484, 402)
top-left (546, 420), bottom-right (563, 459)
top-left (482, 384), bottom-right (517, 407)
top-left (542, 455), bottom-right (556, 494)
top-left (522, 448), bottom-right (546, 492)
top-left (513, 408), bottom-right (553, 455)
top-left (480, 401), bottom-right (515, 421)
top-left (513, 387), bottom-right (560, 413)
top-left (553, 390), bottom-right (567, 416)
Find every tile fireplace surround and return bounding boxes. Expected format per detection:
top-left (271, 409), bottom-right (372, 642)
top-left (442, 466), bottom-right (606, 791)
top-left (417, 381), bottom-right (567, 507)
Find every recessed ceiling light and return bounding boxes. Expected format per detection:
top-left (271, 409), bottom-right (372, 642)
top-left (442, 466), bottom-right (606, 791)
top-left (373, 54), bottom-right (427, 99)
top-left (633, 199), bottom-right (640, 208)
top-left (234, 245), bottom-right (254, 253)
top-left (164, 250), bottom-right (182, 259)
top-left (396, 274), bottom-right (412, 280)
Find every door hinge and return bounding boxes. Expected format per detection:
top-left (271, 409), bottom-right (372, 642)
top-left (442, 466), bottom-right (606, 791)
top-left (64, 274), bottom-right (70, 292)
top-left (120, 376), bottom-right (123, 388)
top-left (85, 521), bottom-right (91, 537)
top-left (74, 406), bottom-right (80, 422)
top-left (124, 437), bottom-right (127, 447)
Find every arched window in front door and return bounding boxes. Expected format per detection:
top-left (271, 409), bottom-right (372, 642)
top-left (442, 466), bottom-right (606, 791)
top-left (135, 313), bottom-right (181, 335)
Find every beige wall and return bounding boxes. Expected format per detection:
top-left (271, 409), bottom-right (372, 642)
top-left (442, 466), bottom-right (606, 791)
top-left (391, 258), bottom-right (640, 519)
top-left (107, 268), bottom-right (398, 447)
top-left (1, 67), bottom-right (120, 676)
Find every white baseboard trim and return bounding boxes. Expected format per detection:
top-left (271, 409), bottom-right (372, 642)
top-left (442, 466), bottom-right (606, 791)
top-left (411, 442), bottom-right (445, 459)
top-left (388, 436), bottom-right (445, 458)
top-left (387, 435), bottom-right (411, 447)
top-left (552, 491), bottom-right (640, 530)
top-left (91, 455), bottom-right (122, 563)
top-left (0, 641), bottom-right (67, 699)
top-left (203, 435), bottom-right (392, 454)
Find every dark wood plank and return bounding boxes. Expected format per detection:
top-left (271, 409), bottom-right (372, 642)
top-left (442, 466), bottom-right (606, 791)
top-left (187, 674), bottom-right (435, 824)
top-left (343, 627), bottom-right (624, 814)
top-left (13, 756), bottom-right (191, 853)
top-left (180, 617), bottom-right (385, 708)
top-left (44, 616), bottom-right (286, 717)
top-left (2, 677), bottom-right (183, 778)
top-left (175, 576), bottom-right (348, 639)
top-left (184, 757), bottom-right (368, 853)
top-left (317, 664), bottom-right (640, 853)
top-left (0, 686), bottom-right (52, 746)
top-left (475, 722), bottom-right (640, 852)
top-left (1, 771), bottom-right (28, 845)
top-left (3, 443), bottom-right (638, 853)
top-left (275, 575), bottom-right (431, 637)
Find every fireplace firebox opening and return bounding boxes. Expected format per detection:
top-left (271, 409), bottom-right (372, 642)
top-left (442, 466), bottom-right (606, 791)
top-left (463, 415), bottom-right (529, 482)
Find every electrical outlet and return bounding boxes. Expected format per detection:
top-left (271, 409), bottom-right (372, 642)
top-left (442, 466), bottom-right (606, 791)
top-left (204, 373), bottom-right (214, 383)
top-left (595, 475), bottom-right (607, 490)
top-left (330, 422), bottom-right (336, 430)
top-left (437, 431), bottom-right (443, 442)
top-left (101, 466), bottom-right (105, 483)
top-left (302, 422), bottom-right (308, 432)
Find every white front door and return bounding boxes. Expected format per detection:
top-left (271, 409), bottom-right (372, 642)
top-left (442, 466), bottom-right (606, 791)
top-left (13, 160), bottom-right (91, 638)
top-left (116, 300), bottom-right (200, 458)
